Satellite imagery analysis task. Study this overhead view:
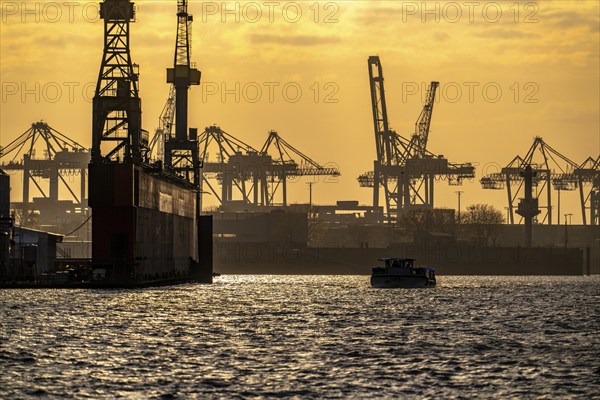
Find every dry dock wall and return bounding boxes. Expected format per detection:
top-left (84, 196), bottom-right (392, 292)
top-left (89, 163), bottom-right (197, 279)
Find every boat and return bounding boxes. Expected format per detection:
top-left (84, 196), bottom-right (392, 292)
top-left (370, 258), bottom-right (436, 288)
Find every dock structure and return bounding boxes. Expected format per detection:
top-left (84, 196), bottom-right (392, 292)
top-left (89, 0), bottom-right (211, 285)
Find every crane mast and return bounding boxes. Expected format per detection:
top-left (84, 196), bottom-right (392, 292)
top-left (92, 0), bottom-right (147, 163)
top-left (412, 81), bottom-right (439, 157)
top-left (368, 56), bottom-right (391, 165)
top-left (164, 0), bottom-right (201, 185)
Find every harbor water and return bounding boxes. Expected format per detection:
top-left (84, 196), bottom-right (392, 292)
top-left (1, 275), bottom-right (599, 398)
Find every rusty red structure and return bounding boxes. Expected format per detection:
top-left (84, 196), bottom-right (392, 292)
top-left (89, 0), bottom-right (210, 284)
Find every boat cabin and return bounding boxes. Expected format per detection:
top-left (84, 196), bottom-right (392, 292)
top-left (382, 258), bottom-right (415, 268)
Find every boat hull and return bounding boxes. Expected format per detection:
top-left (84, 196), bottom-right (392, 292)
top-left (371, 275), bottom-right (435, 288)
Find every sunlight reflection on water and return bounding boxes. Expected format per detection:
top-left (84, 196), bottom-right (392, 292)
top-left (1, 275), bottom-right (599, 398)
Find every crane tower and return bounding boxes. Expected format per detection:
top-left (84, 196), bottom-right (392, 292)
top-left (164, 0), bottom-right (201, 188)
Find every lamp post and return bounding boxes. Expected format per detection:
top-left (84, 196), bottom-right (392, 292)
top-left (455, 191), bottom-right (463, 224)
top-left (307, 182), bottom-right (316, 212)
top-left (564, 213), bottom-right (572, 248)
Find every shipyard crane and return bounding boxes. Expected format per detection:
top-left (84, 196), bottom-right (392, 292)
top-left (358, 56), bottom-right (474, 222)
top-left (480, 137), bottom-right (579, 225)
top-left (260, 130), bottom-right (340, 206)
top-left (92, 0), bottom-right (148, 163)
top-left (149, 85), bottom-right (175, 161)
top-left (164, 0), bottom-right (201, 187)
top-left (89, 0), bottom-right (210, 282)
top-left (0, 121), bottom-right (90, 230)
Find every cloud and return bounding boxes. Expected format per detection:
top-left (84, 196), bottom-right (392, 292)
top-left (434, 31), bottom-right (450, 42)
top-left (249, 34), bottom-right (340, 46)
top-left (543, 9), bottom-right (599, 32)
top-left (475, 28), bottom-right (541, 39)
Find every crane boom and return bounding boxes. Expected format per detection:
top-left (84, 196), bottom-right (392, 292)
top-left (368, 56), bottom-right (391, 165)
top-left (149, 85), bottom-right (175, 160)
top-left (412, 81), bottom-right (439, 157)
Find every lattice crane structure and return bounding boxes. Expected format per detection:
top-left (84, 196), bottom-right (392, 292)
top-left (260, 130), bottom-right (340, 206)
top-left (92, 0), bottom-right (148, 163)
top-left (199, 125), bottom-right (264, 208)
top-left (480, 137), bottom-right (585, 225)
top-left (574, 156), bottom-right (600, 225)
top-left (149, 85), bottom-right (175, 161)
top-left (358, 56), bottom-right (474, 222)
top-left (0, 121), bottom-right (90, 231)
top-left (198, 126), bottom-right (340, 210)
top-left (164, 0), bottom-right (201, 187)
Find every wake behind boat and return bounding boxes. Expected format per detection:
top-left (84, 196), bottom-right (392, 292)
top-left (371, 258), bottom-right (436, 288)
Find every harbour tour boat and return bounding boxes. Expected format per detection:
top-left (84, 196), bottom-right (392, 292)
top-left (371, 258), bottom-right (436, 288)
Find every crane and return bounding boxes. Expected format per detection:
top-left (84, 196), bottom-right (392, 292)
top-left (198, 125), bottom-right (266, 208)
top-left (359, 56), bottom-right (474, 222)
top-left (149, 85), bottom-right (175, 161)
top-left (164, 0), bottom-right (201, 187)
top-left (92, 0), bottom-right (147, 163)
top-left (574, 156), bottom-right (600, 225)
top-left (365, 56), bottom-right (411, 218)
top-left (410, 81), bottom-right (439, 158)
top-left (0, 121), bottom-right (90, 231)
top-left (198, 126), bottom-right (340, 210)
top-left (260, 130), bottom-right (340, 206)
top-left (480, 137), bottom-right (579, 225)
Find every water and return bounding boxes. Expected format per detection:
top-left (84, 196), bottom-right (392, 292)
top-left (1, 275), bottom-right (599, 398)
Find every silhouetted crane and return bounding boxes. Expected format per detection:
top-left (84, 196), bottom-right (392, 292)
top-left (358, 56), bottom-right (474, 222)
top-left (480, 137), bottom-right (579, 225)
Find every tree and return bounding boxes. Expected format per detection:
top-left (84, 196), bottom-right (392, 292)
top-left (460, 204), bottom-right (504, 246)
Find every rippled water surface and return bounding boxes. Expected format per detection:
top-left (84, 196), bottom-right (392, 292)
top-left (1, 275), bottom-right (599, 398)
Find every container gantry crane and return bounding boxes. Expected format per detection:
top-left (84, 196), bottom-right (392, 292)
top-left (0, 121), bottom-right (90, 231)
top-left (480, 137), bottom-right (580, 225)
top-left (574, 156), bottom-right (600, 225)
top-left (260, 130), bottom-right (340, 207)
top-left (198, 125), bottom-right (266, 208)
top-left (198, 126), bottom-right (340, 210)
top-left (358, 56), bottom-right (474, 222)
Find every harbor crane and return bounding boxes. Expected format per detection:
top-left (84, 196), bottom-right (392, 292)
top-left (574, 156), bottom-right (600, 225)
top-left (260, 130), bottom-right (340, 206)
top-left (480, 137), bottom-right (583, 225)
top-left (0, 121), bottom-right (90, 231)
top-left (198, 125), bottom-right (265, 208)
top-left (92, 0), bottom-right (148, 163)
top-left (164, 0), bottom-right (201, 187)
top-left (198, 126), bottom-right (340, 210)
top-left (149, 85), bottom-right (175, 161)
top-left (358, 56), bottom-right (474, 222)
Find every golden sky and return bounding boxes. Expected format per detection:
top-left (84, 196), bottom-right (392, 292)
top-left (1, 0), bottom-right (599, 222)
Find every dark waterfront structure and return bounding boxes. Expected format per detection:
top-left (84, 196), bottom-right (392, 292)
top-left (88, 0), bottom-right (210, 285)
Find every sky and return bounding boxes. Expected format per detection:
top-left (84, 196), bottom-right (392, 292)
top-left (0, 0), bottom-right (599, 223)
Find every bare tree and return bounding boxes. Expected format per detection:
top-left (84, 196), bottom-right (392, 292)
top-left (460, 204), bottom-right (504, 246)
